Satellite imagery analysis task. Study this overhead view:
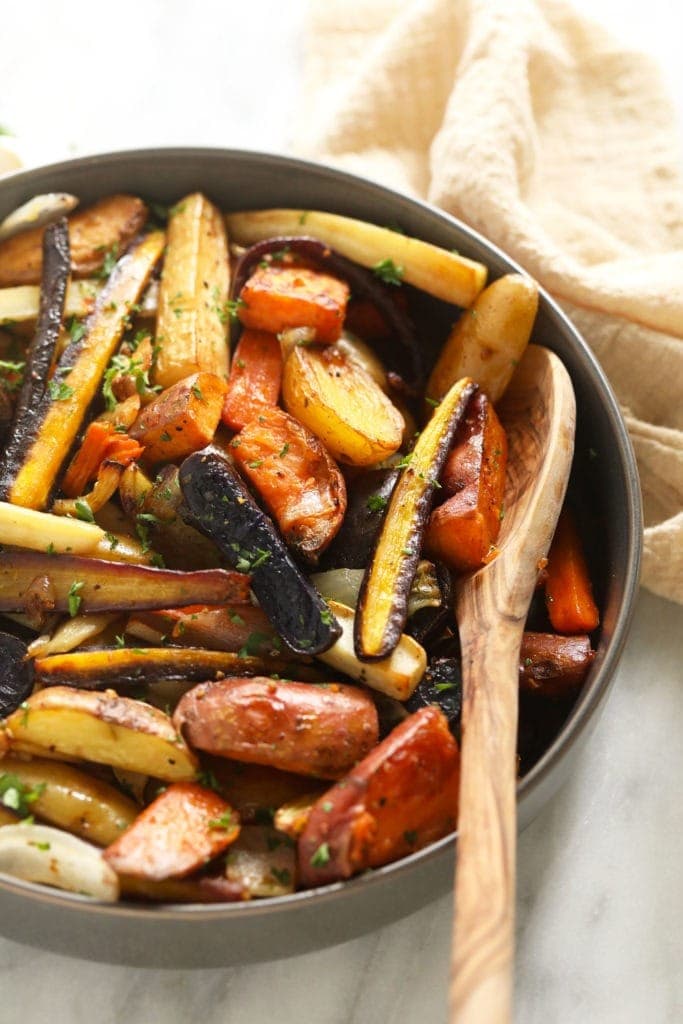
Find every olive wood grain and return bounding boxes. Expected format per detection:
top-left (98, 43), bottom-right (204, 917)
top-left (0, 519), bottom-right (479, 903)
top-left (450, 345), bottom-right (576, 1023)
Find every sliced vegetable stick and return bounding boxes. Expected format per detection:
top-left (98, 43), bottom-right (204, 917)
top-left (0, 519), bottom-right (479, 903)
top-left (426, 273), bottom-right (539, 406)
top-left (3, 686), bottom-right (199, 781)
top-left (544, 509), bottom-right (600, 634)
top-left (154, 193), bottom-right (230, 389)
top-left (319, 601), bottom-right (426, 701)
top-left (226, 209), bottom-right (487, 307)
top-left (0, 823), bottom-right (120, 900)
top-left (221, 329), bottom-right (282, 431)
top-left (355, 377), bottom-right (477, 659)
top-left (28, 612), bottom-right (121, 659)
top-left (519, 632), bottom-right (595, 697)
top-left (0, 230), bottom-right (165, 509)
top-left (0, 278), bottom-right (158, 330)
top-left (0, 755), bottom-right (138, 846)
top-left (61, 421), bottom-right (117, 497)
top-left (104, 782), bottom-right (239, 881)
top-left (130, 371), bottom-right (226, 465)
top-left (238, 264), bottom-right (349, 343)
top-left (0, 500), bottom-right (149, 564)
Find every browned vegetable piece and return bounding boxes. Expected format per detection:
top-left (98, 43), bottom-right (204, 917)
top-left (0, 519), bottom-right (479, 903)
top-left (201, 757), bottom-right (325, 824)
top-left (0, 194), bottom-right (148, 287)
top-left (356, 377), bottom-right (476, 660)
top-left (519, 632), bottom-right (594, 698)
top-left (174, 677), bottom-right (379, 779)
top-left (224, 825), bottom-right (296, 897)
top-left (298, 706), bottom-right (459, 886)
top-left (232, 406), bottom-right (346, 564)
top-left (273, 793), bottom-right (321, 840)
top-left (239, 263), bottom-right (349, 343)
top-left (544, 508), bottom-right (600, 634)
top-left (424, 391), bottom-right (508, 571)
top-left (153, 193), bottom-right (230, 389)
top-left (0, 549), bottom-right (249, 616)
top-left (0, 230), bottom-right (165, 510)
top-left (33, 646), bottom-right (308, 691)
top-left (129, 371), bottom-right (226, 465)
top-left (104, 782), bottom-right (240, 880)
top-left (119, 873), bottom-right (246, 903)
top-left (126, 604), bottom-right (278, 654)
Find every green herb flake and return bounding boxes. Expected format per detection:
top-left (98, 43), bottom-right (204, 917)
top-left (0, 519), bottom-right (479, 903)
top-left (67, 580), bottom-right (85, 617)
top-left (47, 379), bottom-right (74, 402)
top-left (95, 243), bottom-right (119, 281)
top-left (270, 867), bottom-right (292, 886)
top-left (74, 499), bottom-right (95, 523)
top-left (366, 494), bottom-right (387, 513)
top-left (434, 681), bottom-right (457, 693)
top-left (320, 606), bottom-right (334, 626)
top-left (105, 531), bottom-right (119, 550)
top-left (321, 801), bottom-right (333, 813)
top-left (395, 452), bottom-right (413, 470)
top-left (310, 842), bottom-right (331, 868)
top-left (425, 396), bottom-right (440, 408)
top-left (278, 442), bottom-right (290, 458)
top-left (208, 811), bottom-right (235, 831)
top-left (46, 542), bottom-right (56, 556)
top-left (0, 774), bottom-right (46, 817)
top-left (160, 431), bottom-right (172, 442)
top-left (29, 840), bottom-right (51, 851)
top-left (372, 258), bottom-right (404, 286)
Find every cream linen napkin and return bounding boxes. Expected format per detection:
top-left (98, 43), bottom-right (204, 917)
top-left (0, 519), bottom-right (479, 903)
top-left (297, 0), bottom-right (683, 604)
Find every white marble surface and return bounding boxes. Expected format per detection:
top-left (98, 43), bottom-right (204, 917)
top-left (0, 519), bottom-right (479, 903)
top-left (0, 3), bottom-right (682, 1022)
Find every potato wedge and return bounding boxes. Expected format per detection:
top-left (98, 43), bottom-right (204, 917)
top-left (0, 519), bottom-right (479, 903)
top-left (3, 687), bottom-right (199, 781)
top-left (104, 782), bottom-right (239, 880)
top-left (282, 343), bottom-right (404, 467)
top-left (130, 371), bottom-right (226, 465)
top-left (200, 757), bottom-right (325, 824)
top-left (154, 193), bottom-right (230, 389)
top-left (224, 825), bottom-right (296, 897)
top-left (426, 273), bottom-right (539, 406)
top-left (0, 194), bottom-right (148, 287)
top-left (0, 822), bottom-right (120, 900)
top-left (0, 755), bottom-right (138, 845)
top-left (226, 209), bottom-right (487, 307)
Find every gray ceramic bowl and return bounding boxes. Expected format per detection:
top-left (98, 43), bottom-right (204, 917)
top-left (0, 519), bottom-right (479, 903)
top-left (0, 148), bottom-right (641, 967)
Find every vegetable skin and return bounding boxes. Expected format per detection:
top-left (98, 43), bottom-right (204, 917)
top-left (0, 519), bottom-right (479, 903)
top-left (298, 706), bottom-right (459, 885)
top-left (130, 371), bottom-right (226, 465)
top-left (0, 631), bottom-right (33, 717)
top-left (355, 377), bottom-right (476, 659)
top-left (519, 632), bottom-right (595, 697)
top-left (221, 329), bottom-right (282, 431)
top-left (544, 509), bottom-right (600, 634)
top-left (239, 263), bottom-right (349, 343)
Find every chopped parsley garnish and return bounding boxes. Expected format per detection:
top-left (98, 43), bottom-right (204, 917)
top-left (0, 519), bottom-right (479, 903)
top-left (247, 459), bottom-right (263, 469)
top-left (47, 378), bottom-right (74, 402)
top-left (395, 452), bottom-right (414, 470)
top-left (208, 810), bottom-right (235, 831)
top-left (434, 681), bottom-right (458, 693)
top-left (0, 774), bottom-right (46, 817)
top-left (104, 531), bottom-right (119, 550)
top-left (278, 442), bottom-right (290, 458)
top-left (102, 352), bottom-right (160, 411)
top-left (372, 258), bottom-right (404, 286)
top-left (67, 580), bottom-right (84, 617)
top-left (229, 611), bottom-right (245, 626)
top-left (46, 542), bottom-right (55, 556)
top-left (0, 359), bottom-right (25, 392)
top-left (425, 396), bottom-right (440, 408)
top-left (135, 512), bottom-right (161, 553)
top-left (191, 383), bottom-right (204, 401)
top-left (74, 499), bottom-right (95, 523)
top-left (310, 842), bottom-right (331, 867)
top-left (238, 631), bottom-right (275, 657)
top-left (270, 867), bottom-right (292, 886)
top-left (366, 494), bottom-right (387, 513)
top-left (320, 607), bottom-right (334, 626)
top-left (66, 316), bottom-right (86, 344)
top-left (95, 243), bottom-right (119, 280)
top-left (197, 768), bottom-right (223, 794)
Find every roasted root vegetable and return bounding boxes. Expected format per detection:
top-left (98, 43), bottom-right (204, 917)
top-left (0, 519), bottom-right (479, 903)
top-left (0, 549), bottom-right (249, 616)
top-left (282, 343), bottom-right (404, 467)
top-left (226, 209), bottom-right (487, 308)
top-left (0, 230), bottom-right (164, 510)
top-left (544, 509), bottom-right (600, 633)
top-left (27, 613), bottom-right (121, 659)
top-left (231, 406), bottom-right (346, 564)
top-left (426, 274), bottom-right (539, 406)
top-left (238, 262), bottom-right (349, 343)
top-left (0, 756), bottom-right (138, 845)
top-left (0, 823), bottom-right (120, 900)
top-left (174, 677), bottom-right (379, 779)
top-left (317, 601), bottom-right (426, 701)
top-left (60, 420), bottom-right (143, 498)
top-left (153, 193), bottom-right (230, 389)
top-left (519, 632), bottom-right (594, 697)
top-left (320, 468), bottom-right (399, 570)
top-left (0, 279), bottom-right (103, 329)
top-left (221, 329), bottom-right (282, 431)
top-left (356, 377), bottom-right (476, 659)
top-left (202, 758), bottom-right (324, 824)
top-left (0, 500), bottom-right (150, 565)
top-left (424, 391), bottom-right (508, 571)
top-left (0, 192), bottom-right (78, 244)
top-left (129, 371), bottom-right (226, 465)
top-left (104, 782), bottom-right (239, 880)
top-left (224, 825), bottom-right (296, 897)
top-left (179, 449), bottom-right (341, 655)
top-left (0, 193), bottom-right (148, 287)
top-left (126, 603), bottom-right (278, 655)
top-left (33, 646), bottom-right (306, 691)
top-left (273, 793), bottom-right (322, 841)
top-left (0, 631), bottom-right (33, 717)
top-left (2, 686), bottom-right (199, 781)
top-left (298, 706), bottom-right (459, 885)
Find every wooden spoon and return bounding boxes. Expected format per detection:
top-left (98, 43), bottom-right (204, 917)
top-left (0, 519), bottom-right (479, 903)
top-left (449, 344), bottom-right (576, 1023)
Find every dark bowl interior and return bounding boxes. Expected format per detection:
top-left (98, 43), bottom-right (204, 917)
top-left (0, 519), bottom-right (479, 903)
top-left (0, 148), bottom-right (642, 966)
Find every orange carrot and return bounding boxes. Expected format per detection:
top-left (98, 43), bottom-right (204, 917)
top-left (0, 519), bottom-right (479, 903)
top-left (103, 782), bottom-right (240, 881)
top-left (61, 421), bottom-right (115, 497)
top-left (239, 264), bottom-right (349, 343)
top-left (222, 329), bottom-right (282, 431)
top-left (544, 508), bottom-right (600, 633)
top-left (129, 371), bottom-right (226, 464)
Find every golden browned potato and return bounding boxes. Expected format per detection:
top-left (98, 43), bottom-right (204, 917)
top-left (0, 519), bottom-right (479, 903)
top-left (0, 194), bottom-right (148, 287)
top-left (153, 193), bottom-right (230, 388)
top-left (426, 273), bottom-right (539, 406)
top-left (0, 755), bottom-right (138, 845)
top-left (3, 687), bottom-right (199, 782)
top-left (282, 344), bottom-right (404, 466)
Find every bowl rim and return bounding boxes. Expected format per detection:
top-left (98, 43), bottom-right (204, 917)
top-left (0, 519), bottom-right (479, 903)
top-left (0, 145), bottom-right (643, 921)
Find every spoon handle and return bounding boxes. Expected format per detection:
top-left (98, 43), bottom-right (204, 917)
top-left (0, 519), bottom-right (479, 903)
top-left (449, 613), bottom-right (521, 1024)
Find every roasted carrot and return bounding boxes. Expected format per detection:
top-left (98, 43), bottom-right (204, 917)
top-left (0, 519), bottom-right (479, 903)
top-left (61, 421), bottom-right (113, 497)
top-left (103, 782), bottom-right (240, 880)
top-left (130, 371), bottom-right (226, 464)
top-left (544, 508), bottom-right (600, 633)
top-left (231, 406), bottom-right (346, 564)
top-left (424, 391), bottom-right (508, 572)
top-left (221, 329), bottom-right (282, 431)
top-left (238, 264), bottom-right (349, 343)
